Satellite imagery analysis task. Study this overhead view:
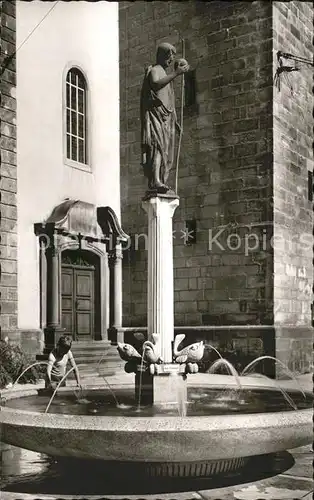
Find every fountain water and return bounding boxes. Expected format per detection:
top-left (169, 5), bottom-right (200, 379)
top-left (45, 366), bottom-right (80, 413)
top-left (136, 353), bottom-right (146, 411)
top-left (241, 355), bottom-right (306, 398)
top-left (13, 361), bottom-right (49, 387)
top-left (44, 363), bottom-right (120, 413)
top-left (241, 372), bottom-right (298, 410)
top-left (96, 354), bottom-right (121, 407)
top-left (206, 344), bottom-right (223, 359)
top-left (206, 355), bottom-right (304, 411)
top-left (208, 358), bottom-right (242, 390)
top-left (73, 385), bottom-right (89, 404)
top-left (172, 373), bottom-right (188, 417)
top-left (100, 376), bottom-right (120, 408)
top-left (96, 353), bottom-right (107, 375)
top-left (206, 355), bottom-right (307, 411)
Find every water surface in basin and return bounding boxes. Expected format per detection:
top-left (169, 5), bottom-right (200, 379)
top-left (5, 387), bottom-right (313, 416)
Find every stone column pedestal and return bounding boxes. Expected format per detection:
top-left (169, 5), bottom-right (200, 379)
top-left (142, 195), bottom-right (179, 363)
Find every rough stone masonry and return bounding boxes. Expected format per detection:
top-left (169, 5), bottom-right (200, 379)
top-left (119, 1), bottom-right (313, 373)
top-left (272, 1), bottom-right (313, 373)
top-left (0, 0), bottom-right (18, 343)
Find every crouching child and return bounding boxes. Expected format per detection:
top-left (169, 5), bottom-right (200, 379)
top-left (45, 335), bottom-right (81, 390)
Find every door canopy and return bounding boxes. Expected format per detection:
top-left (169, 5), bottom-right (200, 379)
top-left (34, 199), bottom-right (129, 244)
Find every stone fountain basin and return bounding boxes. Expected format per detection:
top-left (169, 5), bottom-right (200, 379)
top-left (0, 374), bottom-right (312, 464)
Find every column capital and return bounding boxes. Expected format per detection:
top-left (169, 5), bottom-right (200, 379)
top-left (44, 232), bottom-right (58, 257)
top-left (142, 195), bottom-right (179, 219)
top-left (107, 244), bottom-right (123, 267)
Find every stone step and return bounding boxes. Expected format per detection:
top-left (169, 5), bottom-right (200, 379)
top-left (73, 340), bottom-right (110, 343)
top-left (38, 342), bottom-right (123, 379)
top-left (74, 353), bottom-right (107, 361)
top-left (72, 352), bottom-right (110, 359)
top-left (79, 370), bottom-right (101, 379)
top-left (71, 341), bottom-right (110, 346)
top-left (71, 343), bottom-right (113, 360)
top-left (74, 363), bottom-right (117, 379)
top-left (72, 359), bottom-right (119, 369)
top-left (80, 367), bottom-right (116, 378)
top-left (71, 343), bottom-right (111, 352)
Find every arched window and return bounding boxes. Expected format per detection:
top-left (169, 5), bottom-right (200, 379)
top-left (66, 68), bottom-right (88, 165)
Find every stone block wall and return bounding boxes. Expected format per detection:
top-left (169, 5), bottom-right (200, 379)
top-left (272, 1), bottom-right (313, 372)
top-left (0, 0), bottom-right (18, 342)
top-left (119, 1), bottom-right (314, 373)
top-left (120, 1), bottom-right (274, 328)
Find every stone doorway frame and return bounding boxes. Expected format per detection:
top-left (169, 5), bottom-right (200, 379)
top-left (34, 200), bottom-right (129, 354)
top-left (60, 247), bottom-right (102, 342)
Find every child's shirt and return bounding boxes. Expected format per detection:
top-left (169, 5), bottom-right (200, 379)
top-left (48, 349), bottom-right (75, 379)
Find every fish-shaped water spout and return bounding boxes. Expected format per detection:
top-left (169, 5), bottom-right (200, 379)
top-left (173, 334), bottom-right (205, 364)
top-left (142, 333), bottom-right (163, 364)
top-left (117, 342), bottom-right (142, 362)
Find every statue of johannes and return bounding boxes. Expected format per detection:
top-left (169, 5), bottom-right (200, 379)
top-left (140, 42), bottom-right (189, 193)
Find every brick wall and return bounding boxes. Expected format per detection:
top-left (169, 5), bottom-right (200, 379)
top-left (0, 0), bottom-right (18, 341)
top-left (272, 1), bottom-right (313, 371)
top-left (120, 1), bottom-right (274, 328)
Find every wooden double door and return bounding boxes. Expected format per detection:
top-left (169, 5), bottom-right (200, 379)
top-left (61, 263), bottom-right (98, 341)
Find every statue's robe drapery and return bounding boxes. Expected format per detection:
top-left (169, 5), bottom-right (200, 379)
top-left (140, 65), bottom-right (176, 185)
